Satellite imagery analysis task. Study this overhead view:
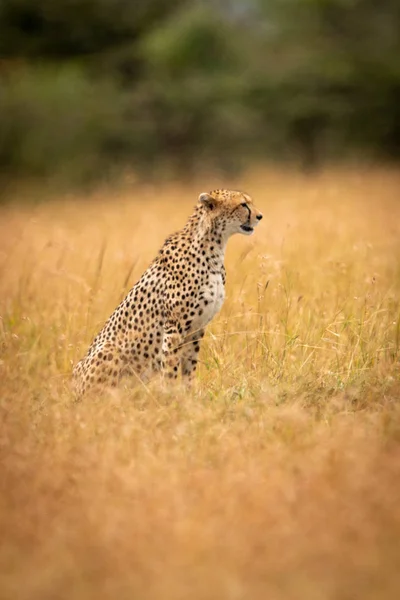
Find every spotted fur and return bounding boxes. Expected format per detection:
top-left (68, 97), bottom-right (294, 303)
top-left (72, 189), bottom-right (263, 395)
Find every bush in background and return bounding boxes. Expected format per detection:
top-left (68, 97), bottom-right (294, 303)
top-left (0, 0), bottom-right (399, 188)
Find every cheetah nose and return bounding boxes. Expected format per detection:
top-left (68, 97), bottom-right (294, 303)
top-left (256, 214), bottom-right (263, 221)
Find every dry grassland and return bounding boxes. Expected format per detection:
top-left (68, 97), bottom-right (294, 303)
top-left (1, 167), bottom-right (400, 599)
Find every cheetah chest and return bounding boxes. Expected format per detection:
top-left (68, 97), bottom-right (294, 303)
top-left (193, 271), bottom-right (225, 330)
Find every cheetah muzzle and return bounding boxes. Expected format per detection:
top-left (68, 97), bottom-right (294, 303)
top-left (72, 189), bottom-right (263, 396)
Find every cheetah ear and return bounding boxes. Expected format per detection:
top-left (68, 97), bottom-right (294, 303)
top-left (198, 192), bottom-right (216, 210)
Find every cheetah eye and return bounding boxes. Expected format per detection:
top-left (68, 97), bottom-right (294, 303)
top-left (241, 203), bottom-right (248, 208)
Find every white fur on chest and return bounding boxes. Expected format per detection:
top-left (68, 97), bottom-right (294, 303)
top-left (192, 271), bottom-right (225, 331)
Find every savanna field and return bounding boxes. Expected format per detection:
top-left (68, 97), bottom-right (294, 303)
top-left (1, 167), bottom-right (400, 599)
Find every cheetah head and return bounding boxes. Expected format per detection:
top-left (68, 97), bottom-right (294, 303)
top-left (198, 189), bottom-right (263, 237)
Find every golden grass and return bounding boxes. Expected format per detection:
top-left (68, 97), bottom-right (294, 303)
top-left (1, 166), bottom-right (400, 599)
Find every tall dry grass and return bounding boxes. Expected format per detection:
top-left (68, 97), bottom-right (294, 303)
top-left (1, 167), bottom-right (400, 600)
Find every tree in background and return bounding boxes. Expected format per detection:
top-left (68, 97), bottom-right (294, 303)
top-left (0, 0), bottom-right (399, 186)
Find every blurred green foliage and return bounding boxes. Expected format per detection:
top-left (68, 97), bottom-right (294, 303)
top-left (0, 0), bottom-right (399, 185)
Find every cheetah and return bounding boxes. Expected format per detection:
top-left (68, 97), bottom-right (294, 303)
top-left (72, 189), bottom-right (263, 395)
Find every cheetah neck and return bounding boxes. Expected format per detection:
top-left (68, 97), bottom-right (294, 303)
top-left (184, 206), bottom-right (227, 260)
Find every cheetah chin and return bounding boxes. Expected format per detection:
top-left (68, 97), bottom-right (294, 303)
top-left (241, 222), bottom-right (260, 234)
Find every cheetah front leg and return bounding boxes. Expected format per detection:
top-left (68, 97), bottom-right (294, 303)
top-left (181, 329), bottom-right (205, 383)
top-left (161, 320), bottom-right (184, 380)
